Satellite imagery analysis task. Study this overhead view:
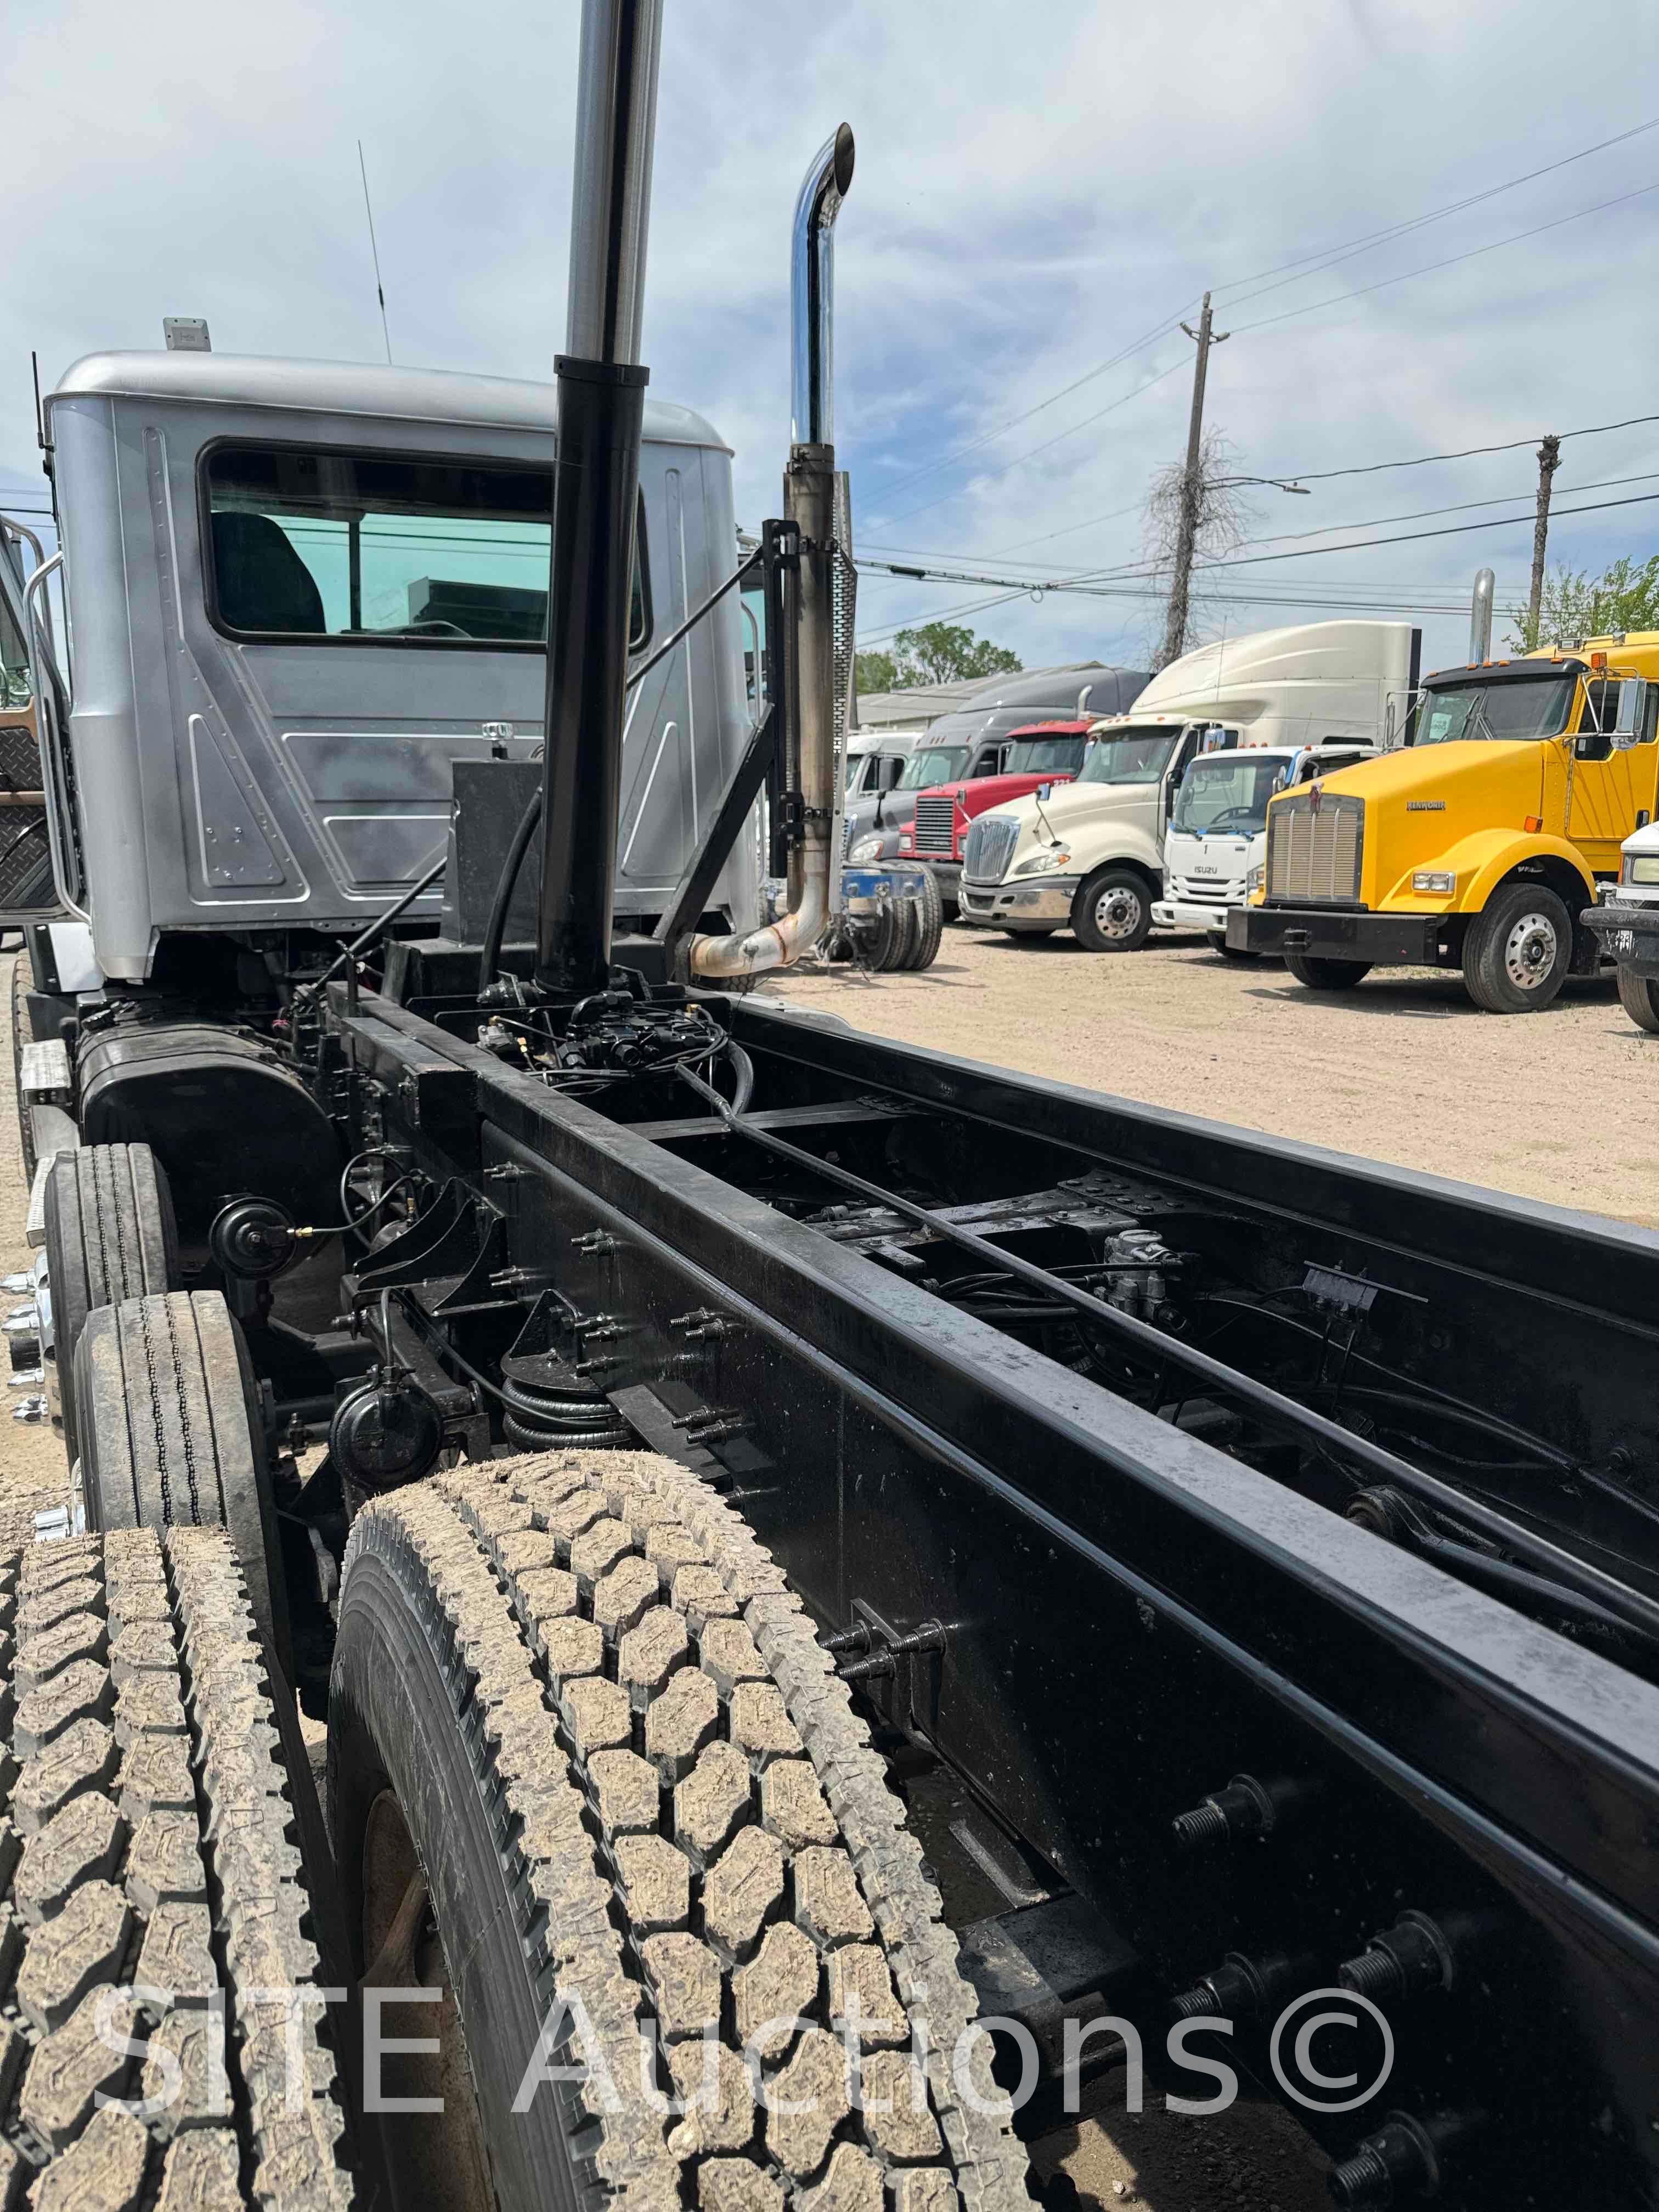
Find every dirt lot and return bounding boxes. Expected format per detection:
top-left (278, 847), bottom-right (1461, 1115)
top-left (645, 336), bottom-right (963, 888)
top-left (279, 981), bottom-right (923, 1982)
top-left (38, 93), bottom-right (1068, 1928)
top-left (760, 924), bottom-right (1659, 1228)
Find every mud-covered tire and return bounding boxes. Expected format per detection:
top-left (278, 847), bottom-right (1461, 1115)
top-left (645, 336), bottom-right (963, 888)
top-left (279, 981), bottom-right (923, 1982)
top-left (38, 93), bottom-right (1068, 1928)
top-left (1283, 951), bottom-right (1372, 992)
top-left (46, 1144), bottom-right (180, 1464)
top-left (0, 1526), bottom-right (357, 2209)
top-left (74, 1291), bottom-right (287, 1678)
top-left (10, 951), bottom-right (35, 1190)
top-left (1616, 962), bottom-right (1659, 1034)
top-left (329, 1450), bottom-right (1034, 2212)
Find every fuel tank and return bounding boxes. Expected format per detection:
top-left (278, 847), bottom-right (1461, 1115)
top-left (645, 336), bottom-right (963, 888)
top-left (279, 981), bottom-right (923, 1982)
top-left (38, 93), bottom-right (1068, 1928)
top-left (76, 1022), bottom-right (340, 1262)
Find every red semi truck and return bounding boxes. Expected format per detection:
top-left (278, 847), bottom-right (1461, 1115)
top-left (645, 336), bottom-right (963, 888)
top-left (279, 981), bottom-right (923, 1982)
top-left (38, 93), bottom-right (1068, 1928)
top-left (899, 718), bottom-right (1092, 913)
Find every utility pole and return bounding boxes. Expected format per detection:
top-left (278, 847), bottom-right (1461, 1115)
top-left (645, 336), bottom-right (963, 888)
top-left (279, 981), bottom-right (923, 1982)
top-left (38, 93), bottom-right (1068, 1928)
top-left (1527, 433), bottom-right (1560, 645)
top-left (1160, 291), bottom-right (1229, 668)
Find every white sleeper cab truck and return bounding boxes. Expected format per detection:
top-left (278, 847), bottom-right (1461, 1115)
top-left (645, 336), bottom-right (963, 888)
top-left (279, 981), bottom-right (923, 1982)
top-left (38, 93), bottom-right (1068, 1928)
top-left (1584, 817), bottom-right (1659, 1031)
top-left (958, 618), bottom-right (1420, 953)
top-left (1154, 737), bottom-right (1380, 955)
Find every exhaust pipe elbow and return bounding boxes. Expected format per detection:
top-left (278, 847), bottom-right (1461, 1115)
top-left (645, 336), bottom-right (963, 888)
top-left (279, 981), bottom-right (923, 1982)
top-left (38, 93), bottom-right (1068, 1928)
top-left (690, 871), bottom-right (827, 980)
top-left (791, 123), bottom-right (855, 447)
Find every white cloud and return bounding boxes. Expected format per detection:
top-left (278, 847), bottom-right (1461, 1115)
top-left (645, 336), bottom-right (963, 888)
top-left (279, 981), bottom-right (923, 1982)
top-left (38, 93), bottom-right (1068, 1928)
top-left (5, 0), bottom-right (1659, 673)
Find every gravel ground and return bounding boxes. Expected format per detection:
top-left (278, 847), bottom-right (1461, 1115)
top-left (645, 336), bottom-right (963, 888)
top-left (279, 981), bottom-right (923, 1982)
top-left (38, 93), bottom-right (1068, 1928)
top-left (759, 924), bottom-right (1659, 1228)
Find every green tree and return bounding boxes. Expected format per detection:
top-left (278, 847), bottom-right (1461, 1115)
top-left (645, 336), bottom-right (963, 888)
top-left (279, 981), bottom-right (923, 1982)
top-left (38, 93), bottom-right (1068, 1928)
top-left (854, 648), bottom-right (899, 694)
top-left (1505, 553), bottom-right (1659, 652)
top-left (889, 623), bottom-right (1022, 686)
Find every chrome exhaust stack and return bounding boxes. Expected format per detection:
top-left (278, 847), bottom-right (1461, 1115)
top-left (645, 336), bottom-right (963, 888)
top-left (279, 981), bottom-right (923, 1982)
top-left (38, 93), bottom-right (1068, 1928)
top-left (1469, 567), bottom-right (1495, 663)
top-left (691, 125), bottom-right (855, 981)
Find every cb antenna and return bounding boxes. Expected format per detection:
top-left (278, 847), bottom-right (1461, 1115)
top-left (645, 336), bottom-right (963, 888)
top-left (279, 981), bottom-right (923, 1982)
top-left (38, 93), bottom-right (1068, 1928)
top-left (357, 139), bottom-right (393, 365)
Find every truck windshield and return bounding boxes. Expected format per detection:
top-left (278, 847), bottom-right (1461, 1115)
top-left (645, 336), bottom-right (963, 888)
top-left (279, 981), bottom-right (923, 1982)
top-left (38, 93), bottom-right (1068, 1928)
top-left (896, 746), bottom-right (969, 789)
top-left (1003, 734), bottom-right (1088, 775)
top-left (1415, 676), bottom-right (1575, 745)
top-left (1171, 756), bottom-right (1289, 837)
top-left (1077, 730), bottom-right (1179, 785)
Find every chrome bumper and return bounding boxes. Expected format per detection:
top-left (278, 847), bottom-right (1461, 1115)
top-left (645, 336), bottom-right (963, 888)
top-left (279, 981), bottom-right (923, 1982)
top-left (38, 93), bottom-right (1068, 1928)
top-left (958, 877), bottom-right (1079, 928)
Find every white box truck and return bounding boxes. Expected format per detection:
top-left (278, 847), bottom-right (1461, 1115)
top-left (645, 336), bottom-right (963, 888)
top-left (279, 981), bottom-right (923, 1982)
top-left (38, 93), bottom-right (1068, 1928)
top-left (957, 619), bottom-right (1419, 953)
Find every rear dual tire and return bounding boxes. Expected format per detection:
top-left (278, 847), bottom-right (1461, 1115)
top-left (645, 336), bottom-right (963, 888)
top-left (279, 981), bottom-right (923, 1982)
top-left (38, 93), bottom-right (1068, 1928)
top-left (46, 1143), bottom-right (180, 1464)
top-left (0, 1524), bottom-right (355, 2209)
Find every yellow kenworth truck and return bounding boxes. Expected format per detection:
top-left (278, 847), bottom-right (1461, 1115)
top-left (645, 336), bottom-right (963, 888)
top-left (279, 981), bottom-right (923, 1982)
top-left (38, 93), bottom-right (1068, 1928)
top-left (1229, 636), bottom-right (1658, 1009)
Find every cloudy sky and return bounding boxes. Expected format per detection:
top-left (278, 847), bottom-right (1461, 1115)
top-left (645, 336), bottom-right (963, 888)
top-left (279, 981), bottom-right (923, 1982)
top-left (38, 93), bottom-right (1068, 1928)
top-left (6, 0), bottom-right (1659, 678)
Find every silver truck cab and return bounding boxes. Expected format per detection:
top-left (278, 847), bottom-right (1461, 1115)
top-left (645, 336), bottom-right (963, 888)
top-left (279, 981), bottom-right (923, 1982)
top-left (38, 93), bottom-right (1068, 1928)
top-left (33, 350), bottom-right (758, 983)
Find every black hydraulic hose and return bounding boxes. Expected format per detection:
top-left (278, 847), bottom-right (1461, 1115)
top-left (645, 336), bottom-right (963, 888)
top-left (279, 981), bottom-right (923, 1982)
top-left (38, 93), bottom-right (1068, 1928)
top-left (477, 549), bottom-right (762, 992)
top-left (318, 846), bottom-right (448, 994)
top-left (478, 785), bottom-right (544, 993)
top-left (675, 1060), bottom-right (1659, 1647)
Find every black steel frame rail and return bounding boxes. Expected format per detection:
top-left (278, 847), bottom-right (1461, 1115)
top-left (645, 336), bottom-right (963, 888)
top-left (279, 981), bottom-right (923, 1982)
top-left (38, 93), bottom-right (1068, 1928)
top-left (334, 985), bottom-right (1659, 1943)
top-left (672, 1062), bottom-right (1659, 1644)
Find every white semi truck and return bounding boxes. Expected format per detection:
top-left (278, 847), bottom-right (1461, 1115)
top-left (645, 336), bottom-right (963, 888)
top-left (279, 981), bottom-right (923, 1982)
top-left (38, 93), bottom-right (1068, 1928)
top-left (958, 619), bottom-right (1420, 953)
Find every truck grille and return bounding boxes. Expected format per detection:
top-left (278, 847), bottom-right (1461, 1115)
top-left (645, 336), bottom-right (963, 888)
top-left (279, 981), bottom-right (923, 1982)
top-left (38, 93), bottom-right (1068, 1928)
top-left (913, 794), bottom-right (958, 857)
top-left (1267, 792), bottom-right (1363, 905)
top-left (1169, 872), bottom-right (1243, 903)
top-left (963, 815), bottom-right (1019, 884)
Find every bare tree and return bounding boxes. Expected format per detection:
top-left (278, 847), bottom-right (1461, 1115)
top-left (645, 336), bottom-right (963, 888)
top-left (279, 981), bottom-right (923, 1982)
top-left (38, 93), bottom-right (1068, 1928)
top-left (1142, 430), bottom-right (1252, 669)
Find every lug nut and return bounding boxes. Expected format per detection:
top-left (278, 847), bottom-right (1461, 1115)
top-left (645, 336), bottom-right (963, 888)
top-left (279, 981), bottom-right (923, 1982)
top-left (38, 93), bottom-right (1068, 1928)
top-left (1172, 1773), bottom-right (1282, 1850)
top-left (1170, 1949), bottom-right (1312, 2023)
top-left (1340, 1911), bottom-right (1455, 2005)
top-left (1329, 2110), bottom-right (1471, 2207)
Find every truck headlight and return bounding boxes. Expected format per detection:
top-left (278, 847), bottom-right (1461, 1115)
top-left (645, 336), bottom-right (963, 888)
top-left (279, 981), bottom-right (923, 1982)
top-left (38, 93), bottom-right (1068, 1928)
top-left (1412, 871), bottom-right (1455, 895)
top-left (847, 835), bottom-right (886, 863)
top-left (1013, 848), bottom-right (1070, 876)
top-left (1246, 862), bottom-right (1264, 897)
top-left (1623, 854), bottom-right (1659, 885)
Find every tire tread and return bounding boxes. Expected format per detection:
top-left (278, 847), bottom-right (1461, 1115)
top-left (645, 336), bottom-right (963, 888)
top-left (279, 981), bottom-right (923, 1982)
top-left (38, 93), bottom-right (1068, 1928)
top-left (0, 1529), bottom-right (354, 2209)
top-left (338, 1453), bottom-right (1032, 2212)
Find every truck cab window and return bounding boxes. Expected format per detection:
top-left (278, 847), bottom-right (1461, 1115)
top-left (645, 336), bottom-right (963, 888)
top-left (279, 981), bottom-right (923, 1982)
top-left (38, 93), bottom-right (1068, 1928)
top-left (1416, 675), bottom-right (1575, 745)
top-left (204, 443), bottom-right (649, 650)
top-left (1002, 734), bottom-right (1088, 776)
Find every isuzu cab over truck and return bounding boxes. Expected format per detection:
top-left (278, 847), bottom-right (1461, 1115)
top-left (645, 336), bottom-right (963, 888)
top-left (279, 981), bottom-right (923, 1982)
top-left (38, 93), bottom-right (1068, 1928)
top-left (1232, 637), bottom-right (1659, 1009)
top-left (1153, 737), bottom-right (1379, 953)
top-left (960, 619), bottom-right (1418, 952)
top-left (8, 13), bottom-right (1659, 2211)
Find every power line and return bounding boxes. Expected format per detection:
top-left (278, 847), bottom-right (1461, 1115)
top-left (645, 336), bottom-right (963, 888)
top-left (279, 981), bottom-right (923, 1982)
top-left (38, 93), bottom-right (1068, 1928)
top-left (873, 180), bottom-right (1659, 534)
top-left (865, 112), bottom-right (1659, 523)
top-left (1229, 177), bottom-right (1659, 337)
top-left (1210, 115), bottom-right (1659, 312)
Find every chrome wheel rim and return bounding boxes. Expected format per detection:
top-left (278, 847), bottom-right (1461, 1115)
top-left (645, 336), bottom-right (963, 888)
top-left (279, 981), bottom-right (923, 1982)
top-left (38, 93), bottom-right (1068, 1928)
top-left (1503, 911), bottom-right (1558, 991)
top-left (1094, 887), bottom-right (1143, 940)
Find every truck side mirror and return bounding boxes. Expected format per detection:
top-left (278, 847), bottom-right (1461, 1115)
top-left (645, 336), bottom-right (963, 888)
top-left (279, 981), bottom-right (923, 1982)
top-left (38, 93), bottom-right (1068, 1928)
top-left (1035, 783), bottom-right (1052, 801)
top-left (1612, 678), bottom-right (1651, 749)
top-left (877, 755), bottom-right (904, 789)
